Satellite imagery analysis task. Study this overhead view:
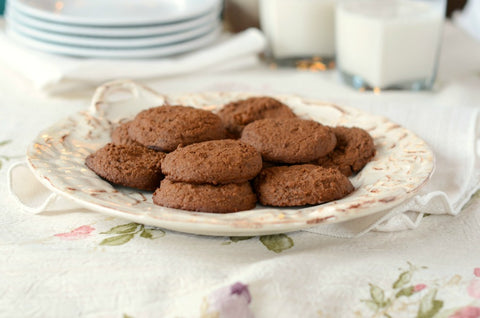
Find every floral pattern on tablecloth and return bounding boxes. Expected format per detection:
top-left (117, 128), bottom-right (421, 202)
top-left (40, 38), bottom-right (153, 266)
top-left (54, 225), bottom-right (95, 240)
top-left (98, 223), bottom-right (166, 246)
top-left (223, 234), bottom-right (294, 253)
top-left (200, 282), bottom-right (254, 318)
top-left (52, 221), bottom-right (295, 252)
top-left (356, 263), bottom-right (480, 318)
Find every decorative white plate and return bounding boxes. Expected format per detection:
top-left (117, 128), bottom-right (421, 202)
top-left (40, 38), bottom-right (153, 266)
top-left (6, 26), bottom-right (221, 58)
top-left (6, 6), bottom-right (220, 38)
top-left (9, 0), bottom-right (221, 26)
top-left (7, 18), bottom-right (219, 49)
top-left (26, 80), bottom-right (434, 236)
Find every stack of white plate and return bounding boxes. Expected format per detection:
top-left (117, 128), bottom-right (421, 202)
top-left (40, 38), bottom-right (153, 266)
top-left (5, 0), bottom-right (223, 58)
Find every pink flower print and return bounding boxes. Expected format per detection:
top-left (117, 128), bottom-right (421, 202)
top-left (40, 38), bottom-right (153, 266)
top-left (414, 284), bottom-right (426, 292)
top-left (449, 306), bottom-right (480, 318)
top-left (54, 225), bottom-right (95, 240)
top-left (474, 268), bottom-right (480, 277)
top-left (230, 282), bottom-right (252, 304)
top-left (206, 282), bottom-right (254, 318)
top-left (468, 279), bottom-right (480, 299)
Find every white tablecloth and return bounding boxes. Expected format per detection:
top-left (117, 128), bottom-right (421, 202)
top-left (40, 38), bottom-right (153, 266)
top-left (1, 23), bottom-right (480, 317)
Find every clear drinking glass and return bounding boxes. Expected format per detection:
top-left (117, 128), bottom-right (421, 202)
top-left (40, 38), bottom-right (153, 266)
top-left (259, 0), bottom-right (337, 67)
top-left (336, 0), bottom-right (446, 90)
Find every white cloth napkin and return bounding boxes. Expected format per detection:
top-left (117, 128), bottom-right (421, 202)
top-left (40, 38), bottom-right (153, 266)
top-left (454, 0), bottom-right (480, 41)
top-left (303, 103), bottom-right (480, 237)
top-left (0, 24), bottom-right (266, 94)
top-left (8, 101), bottom-right (480, 237)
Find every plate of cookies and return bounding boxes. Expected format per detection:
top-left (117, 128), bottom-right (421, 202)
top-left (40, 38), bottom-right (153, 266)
top-left (26, 80), bottom-right (434, 236)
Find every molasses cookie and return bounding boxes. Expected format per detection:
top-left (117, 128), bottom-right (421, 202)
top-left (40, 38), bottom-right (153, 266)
top-left (316, 126), bottom-right (375, 176)
top-left (254, 164), bottom-right (354, 207)
top-left (218, 96), bottom-right (297, 138)
top-left (111, 121), bottom-right (141, 146)
top-left (153, 180), bottom-right (257, 213)
top-left (241, 118), bottom-right (336, 163)
top-left (85, 143), bottom-right (166, 191)
top-left (128, 105), bottom-right (226, 152)
top-left (162, 139), bottom-right (262, 185)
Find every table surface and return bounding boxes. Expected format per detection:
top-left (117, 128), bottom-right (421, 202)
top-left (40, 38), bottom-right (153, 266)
top-left (1, 23), bottom-right (480, 318)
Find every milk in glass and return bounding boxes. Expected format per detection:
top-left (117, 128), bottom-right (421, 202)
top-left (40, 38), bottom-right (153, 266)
top-left (336, 0), bottom-right (445, 89)
top-left (260, 0), bottom-right (337, 61)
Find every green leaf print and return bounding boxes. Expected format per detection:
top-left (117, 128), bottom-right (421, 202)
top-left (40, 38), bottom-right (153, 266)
top-left (140, 228), bottom-right (165, 239)
top-left (417, 289), bottom-right (443, 318)
top-left (370, 284), bottom-right (387, 307)
top-left (395, 286), bottom-right (414, 298)
top-left (419, 300), bottom-right (443, 318)
top-left (230, 236), bottom-right (254, 242)
top-left (140, 229), bottom-right (153, 239)
top-left (100, 233), bottom-right (135, 246)
top-left (361, 299), bottom-right (378, 311)
top-left (393, 271), bottom-right (413, 289)
top-left (101, 223), bottom-right (139, 234)
top-left (0, 140), bottom-right (11, 146)
top-left (260, 234), bottom-right (294, 253)
top-left (222, 236), bottom-right (254, 245)
top-left (99, 223), bottom-right (165, 246)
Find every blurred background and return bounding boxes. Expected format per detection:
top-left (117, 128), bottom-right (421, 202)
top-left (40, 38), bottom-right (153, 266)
top-left (0, 0), bottom-right (477, 94)
top-left (0, 0), bottom-right (469, 24)
top-left (223, 0), bottom-right (467, 32)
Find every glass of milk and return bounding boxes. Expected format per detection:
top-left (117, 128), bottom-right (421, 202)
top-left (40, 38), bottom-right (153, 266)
top-left (336, 0), bottom-right (446, 90)
top-left (259, 0), bottom-right (337, 66)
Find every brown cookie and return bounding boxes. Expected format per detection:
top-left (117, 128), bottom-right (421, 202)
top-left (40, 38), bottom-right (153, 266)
top-left (128, 105), bottom-right (226, 152)
top-left (85, 143), bottom-right (166, 191)
top-left (316, 126), bottom-right (375, 176)
top-left (111, 121), bottom-right (141, 146)
top-left (162, 139), bottom-right (262, 185)
top-left (218, 97), bottom-right (297, 138)
top-left (261, 161), bottom-right (284, 169)
top-left (153, 179), bottom-right (257, 213)
top-left (254, 164), bottom-right (354, 207)
top-left (240, 118), bottom-right (336, 163)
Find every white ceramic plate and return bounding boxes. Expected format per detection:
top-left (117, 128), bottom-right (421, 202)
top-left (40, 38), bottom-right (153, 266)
top-left (6, 6), bottom-right (221, 37)
top-left (26, 80), bottom-right (434, 236)
top-left (9, 0), bottom-right (221, 26)
top-left (7, 18), bottom-right (219, 49)
top-left (6, 26), bottom-right (221, 58)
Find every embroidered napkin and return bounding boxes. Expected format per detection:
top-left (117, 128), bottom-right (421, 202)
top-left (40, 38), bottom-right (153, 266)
top-left (0, 22), bottom-right (266, 95)
top-left (8, 99), bottom-right (480, 237)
